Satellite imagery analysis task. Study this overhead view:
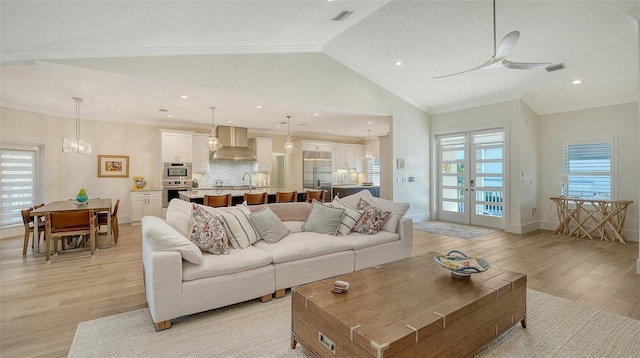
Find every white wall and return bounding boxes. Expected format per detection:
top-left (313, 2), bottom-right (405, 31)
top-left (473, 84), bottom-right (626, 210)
top-left (1, 107), bottom-right (162, 238)
top-left (54, 53), bottom-right (431, 221)
top-left (537, 102), bottom-right (639, 242)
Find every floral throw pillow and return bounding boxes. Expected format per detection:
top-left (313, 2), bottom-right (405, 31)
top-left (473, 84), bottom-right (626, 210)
top-left (188, 204), bottom-right (230, 255)
top-left (353, 198), bottom-right (390, 235)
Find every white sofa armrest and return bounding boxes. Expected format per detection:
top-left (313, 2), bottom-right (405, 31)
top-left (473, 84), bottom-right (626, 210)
top-left (142, 229), bottom-right (185, 324)
top-left (397, 217), bottom-right (414, 257)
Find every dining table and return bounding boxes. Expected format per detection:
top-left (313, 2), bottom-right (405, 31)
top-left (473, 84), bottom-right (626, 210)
top-left (30, 198), bottom-right (113, 259)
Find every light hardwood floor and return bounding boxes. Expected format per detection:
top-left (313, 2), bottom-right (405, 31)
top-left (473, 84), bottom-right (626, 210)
top-left (1, 224), bottom-right (638, 358)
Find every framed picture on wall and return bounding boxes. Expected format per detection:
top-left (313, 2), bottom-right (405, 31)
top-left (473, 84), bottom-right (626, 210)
top-left (98, 155), bottom-right (129, 178)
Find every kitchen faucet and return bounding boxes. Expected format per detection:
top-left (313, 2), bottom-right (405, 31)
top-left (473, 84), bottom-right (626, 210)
top-left (242, 172), bottom-right (253, 191)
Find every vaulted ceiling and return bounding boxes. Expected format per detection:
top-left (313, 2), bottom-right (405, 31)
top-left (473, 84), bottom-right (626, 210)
top-left (1, 1), bottom-right (638, 139)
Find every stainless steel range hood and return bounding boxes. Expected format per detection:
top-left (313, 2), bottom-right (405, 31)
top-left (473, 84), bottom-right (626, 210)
top-left (211, 126), bottom-right (257, 161)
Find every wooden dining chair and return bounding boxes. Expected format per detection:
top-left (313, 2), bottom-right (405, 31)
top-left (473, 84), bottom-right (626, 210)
top-left (305, 190), bottom-right (325, 203)
top-left (21, 207), bottom-right (45, 257)
top-left (98, 199), bottom-right (120, 244)
top-left (44, 209), bottom-right (97, 264)
top-left (275, 191), bottom-right (298, 203)
top-left (243, 192), bottom-right (268, 205)
top-left (204, 194), bottom-right (232, 208)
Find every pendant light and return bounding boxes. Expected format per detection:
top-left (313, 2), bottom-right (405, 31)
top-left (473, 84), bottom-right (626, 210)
top-left (283, 115), bottom-right (295, 154)
top-left (208, 107), bottom-right (222, 153)
top-left (62, 97), bottom-right (91, 155)
top-left (363, 129), bottom-right (374, 163)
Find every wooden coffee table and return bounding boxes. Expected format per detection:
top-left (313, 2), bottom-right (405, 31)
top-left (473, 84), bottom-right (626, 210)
top-left (291, 252), bottom-right (527, 357)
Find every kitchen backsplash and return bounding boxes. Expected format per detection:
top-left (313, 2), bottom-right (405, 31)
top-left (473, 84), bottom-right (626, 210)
top-left (200, 160), bottom-right (258, 187)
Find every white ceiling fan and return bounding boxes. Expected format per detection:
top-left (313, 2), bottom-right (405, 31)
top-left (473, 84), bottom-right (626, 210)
top-left (433, 0), bottom-right (560, 79)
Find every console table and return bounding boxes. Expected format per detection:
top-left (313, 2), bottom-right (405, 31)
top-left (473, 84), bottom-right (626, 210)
top-left (550, 197), bottom-right (633, 244)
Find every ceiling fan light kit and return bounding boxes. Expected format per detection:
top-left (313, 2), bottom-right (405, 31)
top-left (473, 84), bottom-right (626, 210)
top-left (434, 0), bottom-right (563, 79)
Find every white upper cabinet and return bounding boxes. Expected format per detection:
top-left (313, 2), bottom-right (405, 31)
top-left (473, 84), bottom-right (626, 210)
top-left (250, 137), bottom-right (272, 173)
top-left (301, 141), bottom-right (333, 153)
top-left (334, 144), bottom-right (365, 172)
top-left (192, 134), bottom-right (210, 173)
top-left (161, 130), bottom-right (193, 163)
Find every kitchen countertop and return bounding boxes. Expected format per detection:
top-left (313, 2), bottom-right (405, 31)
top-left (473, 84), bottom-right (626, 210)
top-left (332, 184), bottom-right (379, 188)
top-left (180, 187), bottom-right (303, 200)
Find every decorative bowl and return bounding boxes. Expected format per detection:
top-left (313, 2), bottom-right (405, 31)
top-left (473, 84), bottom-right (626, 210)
top-left (434, 250), bottom-right (490, 277)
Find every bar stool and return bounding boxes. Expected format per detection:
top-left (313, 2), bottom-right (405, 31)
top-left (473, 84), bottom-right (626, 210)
top-left (204, 194), bottom-right (232, 208)
top-left (244, 192), bottom-right (268, 205)
top-left (275, 191), bottom-right (298, 203)
top-left (305, 190), bottom-right (325, 203)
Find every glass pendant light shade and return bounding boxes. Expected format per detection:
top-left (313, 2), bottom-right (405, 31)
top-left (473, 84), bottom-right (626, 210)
top-left (208, 107), bottom-right (223, 153)
top-left (62, 97), bottom-right (91, 155)
top-left (283, 116), bottom-right (296, 154)
top-left (363, 129), bottom-right (374, 162)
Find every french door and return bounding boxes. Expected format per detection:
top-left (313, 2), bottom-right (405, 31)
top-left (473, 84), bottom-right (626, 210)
top-left (438, 129), bottom-right (505, 229)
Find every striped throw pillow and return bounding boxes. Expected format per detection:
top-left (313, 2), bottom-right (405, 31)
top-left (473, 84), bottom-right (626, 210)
top-left (218, 205), bottom-right (260, 249)
top-left (331, 196), bottom-right (363, 235)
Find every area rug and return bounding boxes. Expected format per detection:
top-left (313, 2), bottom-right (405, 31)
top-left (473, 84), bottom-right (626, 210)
top-left (414, 220), bottom-right (497, 239)
top-left (69, 289), bottom-right (640, 358)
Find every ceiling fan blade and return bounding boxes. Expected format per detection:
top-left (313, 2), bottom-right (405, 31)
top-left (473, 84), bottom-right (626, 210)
top-left (502, 59), bottom-right (552, 70)
top-left (494, 31), bottom-right (519, 60)
top-left (432, 59), bottom-right (493, 79)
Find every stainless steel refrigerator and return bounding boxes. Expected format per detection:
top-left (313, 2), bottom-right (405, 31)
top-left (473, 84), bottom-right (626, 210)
top-left (303, 150), bottom-right (332, 201)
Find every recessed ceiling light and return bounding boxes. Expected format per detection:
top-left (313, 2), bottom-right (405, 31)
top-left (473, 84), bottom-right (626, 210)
top-left (167, 114), bottom-right (173, 118)
top-left (395, 61), bottom-right (403, 66)
top-left (314, 113), bottom-right (320, 116)
top-left (572, 79), bottom-right (582, 85)
top-left (180, 95), bottom-right (188, 99)
top-left (255, 105), bottom-right (262, 109)
top-left (327, 130), bottom-right (331, 133)
top-left (227, 120), bottom-right (232, 123)
top-left (276, 125), bottom-right (281, 128)
top-left (367, 121), bottom-right (373, 124)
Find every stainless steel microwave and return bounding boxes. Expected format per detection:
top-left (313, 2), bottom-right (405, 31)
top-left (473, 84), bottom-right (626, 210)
top-left (162, 162), bottom-right (192, 180)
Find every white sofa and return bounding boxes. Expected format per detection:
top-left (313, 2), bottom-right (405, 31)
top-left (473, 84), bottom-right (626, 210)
top-left (141, 190), bottom-right (412, 330)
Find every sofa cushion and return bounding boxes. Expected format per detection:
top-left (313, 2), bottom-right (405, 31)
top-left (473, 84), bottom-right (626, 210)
top-left (371, 197), bottom-right (410, 233)
top-left (283, 221), bottom-right (305, 233)
top-left (188, 204), bottom-right (229, 255)
top-left (254, 232), bottom-right (354, 264)
top-left (342, 230), bottom-right (400, 250)
top-left (142, 216), bottom-right (203, 264)
top-left (330, 196), bottom-right (363, 235)
top-left (353, 198), bottom-right (390, 235)
top-left (218, 204), bottom-right (260, 249)
top-left (251, 206), bottom-right (289, 243)
top-left (182, 246), bottom-right (272, 281)
top-left (339, 189), bottom-right (375, 209)
top-left (248, 202), bottom-right (311, 222)
top-left (165, 198), bottom-right (194, 237)
top-left (302, 200), bottom-right (345, 235)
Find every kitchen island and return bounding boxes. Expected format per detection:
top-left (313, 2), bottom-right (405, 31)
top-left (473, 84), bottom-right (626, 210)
top-left (332, 184), bottom-right (379, 199)
top-left (179, 187), bottom-right (306, 205)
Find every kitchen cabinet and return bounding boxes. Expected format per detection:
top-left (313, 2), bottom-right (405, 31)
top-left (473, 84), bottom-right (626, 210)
top-left (249, 137), bottom-right (272, 173)
top-left (301, 141), bottom-right (333, 153)
top-left (161, 130), bottom-right (193, 163)
top-left (192, 133), bottom-right (210, 174)
top-left (334, 144), bottom-right (365, 172)
top-left (130, 190), bottom-right (162, 223)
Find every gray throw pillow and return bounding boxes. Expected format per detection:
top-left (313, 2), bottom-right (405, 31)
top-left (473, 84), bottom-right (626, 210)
top-left (302, 199), bottom-right (346, 235)
top-left (250, 206), bottom-right (289, 243)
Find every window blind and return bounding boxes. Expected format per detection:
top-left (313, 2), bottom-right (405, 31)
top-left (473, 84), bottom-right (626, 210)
top-left (368, 157), bottom-right (381, 186)
top-left (1, 148), bottom-right (38, 228)
top-left (562, 141), bottom-right (612, 199)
